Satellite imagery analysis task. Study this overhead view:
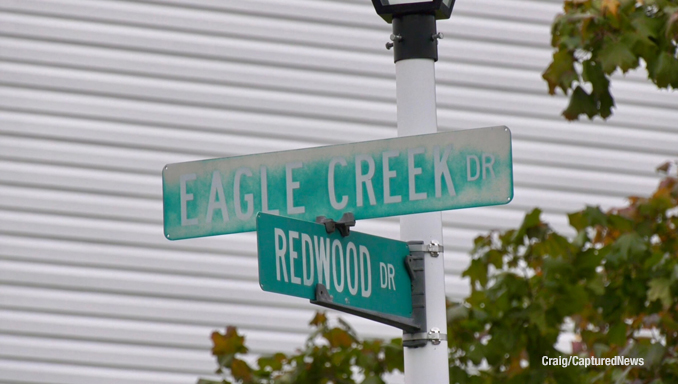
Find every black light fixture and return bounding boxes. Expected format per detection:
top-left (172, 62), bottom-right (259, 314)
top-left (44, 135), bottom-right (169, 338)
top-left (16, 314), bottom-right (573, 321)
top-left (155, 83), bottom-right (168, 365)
top-left (373, 0), bottom-right (455, 63)
top-left (371, 0), bottom-right (455, 23)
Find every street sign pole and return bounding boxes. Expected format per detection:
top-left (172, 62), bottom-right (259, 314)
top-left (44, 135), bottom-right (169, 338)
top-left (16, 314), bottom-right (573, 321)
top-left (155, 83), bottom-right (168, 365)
top-left (393, 14), bottom-right (450, 384)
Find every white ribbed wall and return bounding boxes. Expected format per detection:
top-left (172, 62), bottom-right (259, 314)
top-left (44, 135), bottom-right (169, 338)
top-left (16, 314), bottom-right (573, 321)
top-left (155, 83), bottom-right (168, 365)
top-left (1, 0), bottom-right (676, 382)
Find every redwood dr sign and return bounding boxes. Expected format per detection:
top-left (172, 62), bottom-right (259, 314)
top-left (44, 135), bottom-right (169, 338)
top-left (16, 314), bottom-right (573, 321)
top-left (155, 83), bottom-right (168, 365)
top-left (256, 213), bottom-right (412, 317)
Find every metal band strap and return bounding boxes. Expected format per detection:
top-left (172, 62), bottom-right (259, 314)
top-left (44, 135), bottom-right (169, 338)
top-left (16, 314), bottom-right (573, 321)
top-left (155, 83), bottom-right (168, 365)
top-left (408, 242), bottom-right (444, 254)
top-left (403, 328), bottom-right (447, 344)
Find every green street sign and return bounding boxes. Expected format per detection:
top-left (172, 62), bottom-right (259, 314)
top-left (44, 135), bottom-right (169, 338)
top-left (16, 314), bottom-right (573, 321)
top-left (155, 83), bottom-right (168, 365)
top-left (256, 213), bottom-right (412, 318)
top-left (163, 126), bottom-right (513, 240)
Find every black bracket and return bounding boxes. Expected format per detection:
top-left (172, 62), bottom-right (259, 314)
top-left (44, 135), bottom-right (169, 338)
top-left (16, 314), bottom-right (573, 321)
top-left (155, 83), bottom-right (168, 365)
top-left (310, 240), bottom-right (428, 343)
top-left (403, 241), bottom-right (427, 348)
top-left (311, 283), bottom-right (422, 334)
top-left (316, 212), bottom-right (356, 237)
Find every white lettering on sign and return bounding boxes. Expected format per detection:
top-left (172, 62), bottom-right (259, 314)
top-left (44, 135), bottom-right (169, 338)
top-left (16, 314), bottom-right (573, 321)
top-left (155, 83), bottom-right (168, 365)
top-left (483, 154), bottom-right (496, 179)
top-left (434, 146), bottom-right (456, 198)
top-left (467, 154), bottom-right (496, 181)
top-left (379, 262), bottom-right (396, 290)
top-left (171, 141), bottom-right (505, 234)
top-left (288, 231), bottom-right (301, 284)
top-left (206, 171), bottom-right (229, 224)
top-left (180, 173), bottom-right (198, 226)
top-left (273, 228), bottom-right (382, 298)
top-left (467, 155), bottom-right (480, 181)
top-left (274, 228), bottom-right (288, 282)
top-left (286, 162), bottom-right (305, 215)
top-left (234, 167), bottom-right (253, 220)
top-left (382, 150), bottom-right (402, 204)
top-left (332, 239), bottom-right (345, 292)
top-left (260, 166), bottom-right (279, 215)
top-left (328, 157), bottom-right (348, 210)
top-left (314, 237), bottom-right (331, 286)
top-left (408, 147), bottom-right (427, 201)
top-left (355, 154), bottom-right (376, 207)
top-left (359, 245), bottom-right (372, 298)
top-left (346, 243), bottom-right (359, 295)
top-left (301, 233), bottom-right (314, 286)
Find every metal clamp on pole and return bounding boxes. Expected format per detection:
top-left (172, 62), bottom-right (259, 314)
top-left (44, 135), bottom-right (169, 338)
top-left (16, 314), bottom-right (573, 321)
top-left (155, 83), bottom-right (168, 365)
top-left (402, 327), bottom-right (448, 346)
top-left (407, 241), bottom-right (443, 257)
top-left (316, 212), bottom-right (356, 237)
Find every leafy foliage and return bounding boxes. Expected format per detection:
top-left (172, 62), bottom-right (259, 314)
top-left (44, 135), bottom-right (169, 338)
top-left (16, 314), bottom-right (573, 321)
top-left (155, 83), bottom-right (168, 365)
top-left (451, 161), bottom-right (678, 383)
top-left (201, 312), bottom-right (404, 384)
top-left (205, 162), bottom-right (678, 384)
top-left (544, 0), bottom-right (678, 120)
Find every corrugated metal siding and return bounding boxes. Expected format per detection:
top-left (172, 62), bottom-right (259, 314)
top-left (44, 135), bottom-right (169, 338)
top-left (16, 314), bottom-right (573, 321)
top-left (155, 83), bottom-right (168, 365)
top-left (0, 0), bottom-right (676, 382)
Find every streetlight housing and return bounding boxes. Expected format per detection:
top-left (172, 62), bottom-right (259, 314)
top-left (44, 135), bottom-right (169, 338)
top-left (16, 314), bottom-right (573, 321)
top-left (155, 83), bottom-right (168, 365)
top-left (371, 0), bottom-right (455, 23)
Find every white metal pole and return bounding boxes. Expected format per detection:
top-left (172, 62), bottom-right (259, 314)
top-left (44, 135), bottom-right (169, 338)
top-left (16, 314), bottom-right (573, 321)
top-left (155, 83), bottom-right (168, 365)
top-left (397, 58), bottom-right (449, 382)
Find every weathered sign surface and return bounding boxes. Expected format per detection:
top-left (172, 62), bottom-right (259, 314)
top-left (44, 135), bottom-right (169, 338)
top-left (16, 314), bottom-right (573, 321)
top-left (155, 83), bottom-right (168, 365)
top-left (256, 213), bottom-right (412, 317)
top-left (163, 126), bottom-right (513, 240)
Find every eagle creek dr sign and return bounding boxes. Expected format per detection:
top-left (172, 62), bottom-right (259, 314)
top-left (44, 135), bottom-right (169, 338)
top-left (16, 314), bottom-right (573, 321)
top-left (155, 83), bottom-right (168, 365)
top-left (256, 213), bottom-right (413, 318)
top-left (163, 126), bottom-right (513, 240)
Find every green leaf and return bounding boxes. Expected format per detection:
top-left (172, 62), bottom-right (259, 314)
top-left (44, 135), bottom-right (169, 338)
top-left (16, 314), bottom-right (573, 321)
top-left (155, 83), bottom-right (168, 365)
top-left (644, 342), bottom-right (666, 368)
top-left (597, 88), bottom-right (615, 119)
top-left (582, 206), bottom-right (608, 227)
top-left (631, 11), bottom-right (663, 40)
top-left (608, 322), bottom-right (627, 346)
top-left (258, 353), bottom-right (286, 372)
top-left (211, 327), bottom-right (248, 356)
top-left (597, 38), bottom-right (638, 74)
top-left (309, 312), bottom-right (328, 327)
top-left (572, 248), bottom-right (604, 272)
top-left (529, 308), bottom-right (548, 335)
top-left (562, 86), bottom-right (598, 120)
top-left (536, 233), bottom-right (575, 260)
top-left (568, 211), bottom-right (588, 232)
top-left (512, 208), bottom-right (543, 244)
top-left (485, 249), bottom-right (504, 269)
top-left (572, 230), bottom-right (588, 248)
top-left (467, 343), bottom-right (486, 365)
top-left (543, 49), bottom-right (579, 94)
top-left (607, 214), bottom-right (634, 232)
top-left (586, 273), bottom-right (606, 295)
top-left (583, 60), bottom-right (609, 92)
top-left (361, 375), bottom-right (385, 384)
top-left (647, 278), bottom-right (673, 309)
top-left (558, 284), bottom-right (588, 315)
top-left (607, 233), bottom-right (647, 265)
top-left (383, 339), bottom-right (404, 372)
top-left (324, 328), bottom-right (355, 348)
top-left (231, 358), bottom-right (253, 382)
top-left (463, 259), bottom-right (489, 289)
top-left (643, 251), bottom-right (665, 269)
top-left (581, 60), bottom-right (615, 118)
top-left (652, 51), bottom-right (678, 88)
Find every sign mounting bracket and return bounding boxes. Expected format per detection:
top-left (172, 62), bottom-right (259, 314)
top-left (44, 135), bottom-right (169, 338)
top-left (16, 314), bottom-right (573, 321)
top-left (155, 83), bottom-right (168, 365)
top-left (311, 283), bottom-right (423, 334)
top-left (310, 241), bottom-right (429, 339)
top-left (315, 212), bottom-right (356, 237)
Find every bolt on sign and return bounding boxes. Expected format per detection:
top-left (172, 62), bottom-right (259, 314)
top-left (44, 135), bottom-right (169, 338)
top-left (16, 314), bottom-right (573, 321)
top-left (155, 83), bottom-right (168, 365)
top-left (256, 213), bottom-right (413, 318)
top-left (163, 126), bottom-right (513, 240)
